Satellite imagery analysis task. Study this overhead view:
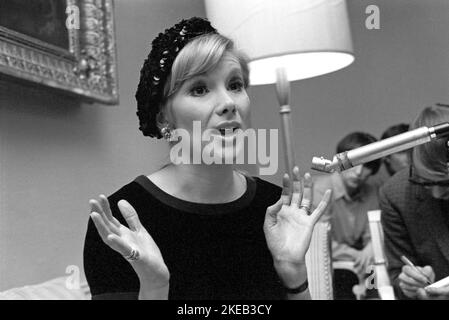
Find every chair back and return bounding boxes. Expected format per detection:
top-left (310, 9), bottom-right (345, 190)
top-left (305, 221), bottom-right (333, 300)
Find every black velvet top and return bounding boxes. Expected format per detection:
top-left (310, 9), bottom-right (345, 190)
top-left (83, 175), bottom-right (286, 300)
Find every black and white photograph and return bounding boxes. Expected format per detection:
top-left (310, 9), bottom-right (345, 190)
top-left (0, 0), bottom-right (449, 309)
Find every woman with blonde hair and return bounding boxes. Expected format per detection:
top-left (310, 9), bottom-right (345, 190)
top-left (83, 17), bottom-right (331, 300)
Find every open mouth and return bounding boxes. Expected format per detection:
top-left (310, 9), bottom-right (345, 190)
top-left (218, 128), bottom-right (238, 136)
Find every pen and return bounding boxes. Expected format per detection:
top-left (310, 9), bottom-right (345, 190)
top-left (400, 255), bottom-right (432, 285)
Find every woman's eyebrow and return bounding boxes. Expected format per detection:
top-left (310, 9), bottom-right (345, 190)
top-left (183, 75), bottom-right (207, 87)
top-left (227, 68), bottom-right (243, 78)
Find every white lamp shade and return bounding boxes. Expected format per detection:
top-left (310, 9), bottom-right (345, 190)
top-left (205, 0), bottom-right (354, 85)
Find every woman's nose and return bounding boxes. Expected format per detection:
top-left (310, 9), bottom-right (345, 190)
top-left (215, 90), bottom-right (236, 116)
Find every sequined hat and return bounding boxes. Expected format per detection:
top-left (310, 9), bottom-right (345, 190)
top-left (135, 17), bottom-right (217, 138)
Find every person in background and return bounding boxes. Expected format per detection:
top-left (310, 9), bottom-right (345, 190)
top-left (313, 132), bottom-right (381, 297)
top-left (381, 123), bottom-right (411, 177)
top-left (368, 123), bottom-right (411, 193)
top-left (380, 103), bottom-right (449, 300)
top-left (83, 17), bottom-right (331, 300)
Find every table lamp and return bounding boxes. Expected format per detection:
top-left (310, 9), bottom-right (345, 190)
top-left (205, 0), bottom-right (354, 184)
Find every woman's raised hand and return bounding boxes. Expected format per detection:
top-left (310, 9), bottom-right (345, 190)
top-left (89, 195), bottom-right (170, 290)
top-left (264, 167), bottom-right (332, 268)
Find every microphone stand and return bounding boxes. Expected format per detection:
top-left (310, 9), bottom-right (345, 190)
top-left (367, 210), bottom-right (395, 300)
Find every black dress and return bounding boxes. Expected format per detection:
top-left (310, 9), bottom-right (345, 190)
top-left (83, 175), bottom-right (286, 299)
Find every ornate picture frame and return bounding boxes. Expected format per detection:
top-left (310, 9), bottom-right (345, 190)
top-left (0, 0), bottom-right (119, 105)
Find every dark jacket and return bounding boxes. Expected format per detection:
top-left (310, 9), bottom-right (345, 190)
top-left (379, 168), bottom-right (449, 299)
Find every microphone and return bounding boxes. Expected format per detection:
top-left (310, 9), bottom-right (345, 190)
top-left (311, 122), bottom-right (449, 173)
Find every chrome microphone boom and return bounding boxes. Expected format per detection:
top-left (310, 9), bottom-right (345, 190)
top-left (311, 122), bottom-right (449, 173)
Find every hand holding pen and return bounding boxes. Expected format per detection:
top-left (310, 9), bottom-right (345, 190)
top-left (398, 255), bottom-right (436, 299)
top-left (400, 255), bottom-right (433, 285)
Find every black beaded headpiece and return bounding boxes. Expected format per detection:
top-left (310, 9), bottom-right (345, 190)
top-left (135, 17), bottom-right (218, 138)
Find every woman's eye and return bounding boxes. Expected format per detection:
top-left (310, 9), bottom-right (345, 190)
top-left (190, 85), bottom-right (208, 96)
top-left (229, 80), bottom-right (244, 92)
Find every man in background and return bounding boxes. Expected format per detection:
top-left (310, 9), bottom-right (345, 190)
top-left (368, 123), bottom-right (411, 192)
top-left (381, 123), bottom-right (411, 177)
top-left (380, 104), bottom-right (449, 299)
top-left (313, 132), bottom-right (381, 298)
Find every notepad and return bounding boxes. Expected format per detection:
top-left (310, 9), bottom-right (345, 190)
top-left (426, 275), bottom-right (449, 289)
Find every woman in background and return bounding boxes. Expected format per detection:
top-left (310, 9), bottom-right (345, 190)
top-left (83, 17), bottom-right (331, 300)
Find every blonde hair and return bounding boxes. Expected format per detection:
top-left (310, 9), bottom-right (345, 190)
top-left (411, 104), bottom-right (449, 175)
top-left (156, 33), bottom-right (249, 128)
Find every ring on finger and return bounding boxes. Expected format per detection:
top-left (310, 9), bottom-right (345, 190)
top-left (124, 248), bottom-right (140, 261)
top-left (299, 205), bottom-right (312, 215)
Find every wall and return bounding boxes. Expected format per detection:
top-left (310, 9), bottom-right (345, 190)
top-left (0, 0), bottom-right (206, 291)
top-left (1, 0), bottom-right (449, 291)
top-left (251, 0), bottom-right (449, 185)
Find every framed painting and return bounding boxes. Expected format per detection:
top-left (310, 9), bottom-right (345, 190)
top-left (0, 0), bottom-right (119, 105)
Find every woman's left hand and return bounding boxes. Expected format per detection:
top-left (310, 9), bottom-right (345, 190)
top-left (264, 167), bottom-right (332, 284)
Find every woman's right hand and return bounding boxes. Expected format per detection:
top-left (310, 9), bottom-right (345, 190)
top-left (89, 195), bottom-right (170, 291)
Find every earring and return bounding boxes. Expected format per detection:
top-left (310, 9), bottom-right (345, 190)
top-left (160, 125), bottom-right (173, 140)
